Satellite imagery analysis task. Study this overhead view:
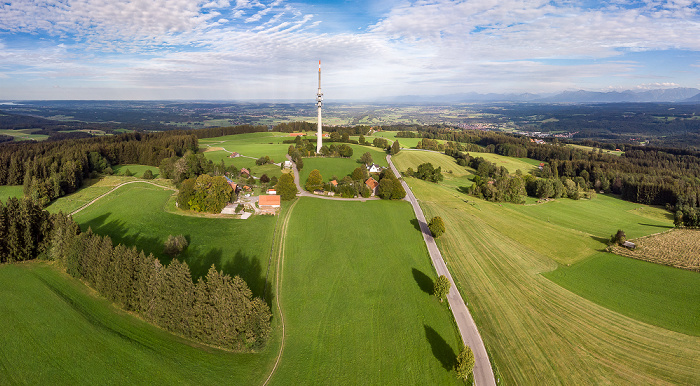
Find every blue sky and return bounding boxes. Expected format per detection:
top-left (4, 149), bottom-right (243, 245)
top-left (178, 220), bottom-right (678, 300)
top-left (1, 0), bottom-right (699, 100)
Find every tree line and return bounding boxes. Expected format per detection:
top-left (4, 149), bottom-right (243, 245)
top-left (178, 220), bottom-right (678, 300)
top-left (410, 126), bottom-right (700, 221)
top-left (1, 198), bottom-right (272, 351)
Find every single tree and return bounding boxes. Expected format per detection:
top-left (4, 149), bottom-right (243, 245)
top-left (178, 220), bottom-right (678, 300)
top-left (455, 345), bottom-right (475, 379)
top-left (359, 152), bottom-right (373, 166)
top-left (142, 169), bottom-right (154, 179)
top-left (276, 173), bottom-right (297, 200)
top-left (433, 275), bottom-right (450, 302)
top-left (305, 169), bottom-right (324, 192)
top-left (391, 140), bottom-right (400, 155)
top-left (611, 229), bottom-right (626, 245)
top-left (260, 174), bottom-right (270, 184)
top-left (163, 234), bottom-right (188, 258)
top-left (429, 216), bottom-right (445, 238)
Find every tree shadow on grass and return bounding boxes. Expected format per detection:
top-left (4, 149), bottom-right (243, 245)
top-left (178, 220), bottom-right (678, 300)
top-left (424, 324), bottom-right (457, 371)
top-left (639, 223), bottom-right (674, 229)
top-left (590, 235), bottom-right (610, 246)
top-left (412, 268), bottom-right (433, 294)
top-left (410, 218), bottom-right (429, 236)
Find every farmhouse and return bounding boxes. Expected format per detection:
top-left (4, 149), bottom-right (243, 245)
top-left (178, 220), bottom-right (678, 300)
top-left (367, 163), bottom-right (384, 173)
top-left (365, 177), bottom-right (379, 196)
top-left (241, 168), bottom-right (250, 177)
top-left (282, 160), bottom-right (293, 169)
top-left (258, 195), bottom-right (281, 215)
top-left (289, 132), bottom-right (306, 137)
top-left (228, 152), bottom-right (240, 158)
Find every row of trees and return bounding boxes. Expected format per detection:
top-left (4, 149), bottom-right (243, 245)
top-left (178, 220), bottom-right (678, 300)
top-left (2, 202), bottom-right (272, 351)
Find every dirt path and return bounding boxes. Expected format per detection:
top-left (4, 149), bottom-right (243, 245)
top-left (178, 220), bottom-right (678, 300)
top-left (262, 199), bottom-right (298, 386)
top-left (387, 155), bottom-right (496, 386)
top-left (70, 180), bottom-right (176, 216)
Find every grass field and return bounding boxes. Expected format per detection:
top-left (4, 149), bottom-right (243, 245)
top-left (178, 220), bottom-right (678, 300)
top-left (199, 132), bottom-right (291, 163)
top-left (68, 183), bottom-right (277, 297)
top-left (0, 185), bottom-right (24, 203)
top-left (46, 176), bottom-right (173, 215)
top-left (404, 176), bottom-right (700, 384)
top-left (112, 164), bottom-right (160, 178)
top-left (0, 262), bottom-right (279, 384)
top-left (269, 198), bottom-right (463, 384)
top-left (545, 252), bottom-right (700, 336)
top-left (568, 143), bottom-right (623, 156)
top-left (392, 150), bottom-right (474, 191)
top-left (0, 129), bottom-right (50, 141)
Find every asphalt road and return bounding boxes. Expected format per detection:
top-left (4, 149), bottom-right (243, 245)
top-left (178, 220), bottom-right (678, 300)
top-left (387, 155), bottom-right (496, 386)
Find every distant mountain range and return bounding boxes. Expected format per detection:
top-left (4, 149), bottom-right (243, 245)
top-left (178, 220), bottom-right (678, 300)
top-left (382, 87), bottom-right (700, 104)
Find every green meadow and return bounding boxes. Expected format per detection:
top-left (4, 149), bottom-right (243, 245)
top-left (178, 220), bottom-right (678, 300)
top-left (545, 252), bottom-right (700, 336)
top-left (270, 198), bottom-right (462, 384)
top-left (112, 164), bottom-right (159, 178)
top-left (403, 170), bottom-right (700, 384)
top-left (0, 262), bottom-right (279, 384)
top-left (69, 182), bottom-right (276, 297)
top-left (199, 132), bottom-right (291, 162)
top-left (0, 129), bottom-right (50, 141)
top-left (0, 185), bottom-right (24, 203)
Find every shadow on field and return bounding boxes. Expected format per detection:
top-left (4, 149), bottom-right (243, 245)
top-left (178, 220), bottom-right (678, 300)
top-left (589, 235), bottom-right (610, 247)
top-left (412, 268), bottom-right (433, 294)
top-left (410, 218), bottom-right (429, 236)
top-left (187, 249), bottom-right (268, 303)
top-left (80, 213), bottom-right (163, 259)
top-left (424, 324), bottom-right (456, 371)
top-left (639, 223), bottom-right (674, 229)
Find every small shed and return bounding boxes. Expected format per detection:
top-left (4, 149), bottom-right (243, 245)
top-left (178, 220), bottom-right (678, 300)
top-left (622, 241), bottom-right (636, 250)
top-left (267, 188), bottom-right (277, 195)
top-left (229, 152), bottom-right (240, 158)
top-left (240, 168), bottom-right (250, 177)
top-left (330, 180), bottom-right (338, 187)
top-left (282, 160), bottom-right (293, 169)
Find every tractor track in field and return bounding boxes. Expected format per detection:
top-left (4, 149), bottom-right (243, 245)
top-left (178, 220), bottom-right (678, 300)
top-left (262, 199), bottom-right (298, 386)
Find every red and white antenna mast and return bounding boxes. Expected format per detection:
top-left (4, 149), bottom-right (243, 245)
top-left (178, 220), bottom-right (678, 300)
top-left (316, 60), bottom-right (323, 153)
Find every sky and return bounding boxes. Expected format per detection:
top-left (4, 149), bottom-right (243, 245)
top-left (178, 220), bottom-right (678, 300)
top-left (1, 0), bottom-right (700, 100)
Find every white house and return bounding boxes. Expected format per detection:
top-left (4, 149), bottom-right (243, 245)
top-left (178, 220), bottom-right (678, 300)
top-left (367, 163), bottom-right (384, 173)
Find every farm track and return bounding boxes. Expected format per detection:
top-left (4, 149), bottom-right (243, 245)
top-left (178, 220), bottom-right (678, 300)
top-left (262, 199), bottom-right (298, 386)
top-left (70, 180), bottom-right (176, 216)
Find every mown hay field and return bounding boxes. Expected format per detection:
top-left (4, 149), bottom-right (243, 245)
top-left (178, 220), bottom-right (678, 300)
top-left (401, 154), bottom-right (700, 384)
top-left (611, 228), bottom-right (700, 271)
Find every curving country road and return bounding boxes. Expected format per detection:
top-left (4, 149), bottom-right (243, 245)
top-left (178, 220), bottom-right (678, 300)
top-left (387, 155), bottom-right (496, 386)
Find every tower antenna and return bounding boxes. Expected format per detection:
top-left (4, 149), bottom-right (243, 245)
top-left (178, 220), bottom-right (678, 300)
top-left (316, 60), bottom-right (323, 154)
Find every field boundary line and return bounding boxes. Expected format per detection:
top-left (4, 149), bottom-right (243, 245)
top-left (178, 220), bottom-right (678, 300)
top-left (262, 198), bottom-right (298, 386)
top-left (70, 180), bottom-right (176, 216)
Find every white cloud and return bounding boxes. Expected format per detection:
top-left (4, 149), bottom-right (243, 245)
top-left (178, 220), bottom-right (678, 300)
top-left (1, 0), bottom-right (699, 99)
